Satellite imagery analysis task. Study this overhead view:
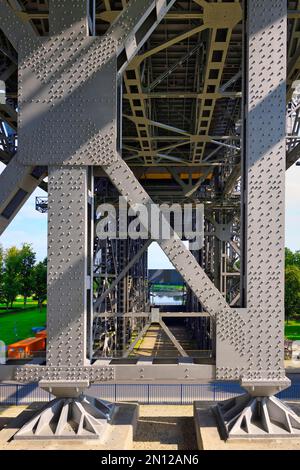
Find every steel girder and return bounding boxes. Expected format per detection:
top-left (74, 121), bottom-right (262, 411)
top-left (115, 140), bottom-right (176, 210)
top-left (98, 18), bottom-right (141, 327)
top-left (0, 1), bottom-right (292, 405)
top-left (227, 0), bottom-right (287, 388)
top-left (0, 1), bottom-right (46, 223)
top-left (0, 0), bottom-right (36, 52)
top-left (0, 158), bottom-right (46, 235)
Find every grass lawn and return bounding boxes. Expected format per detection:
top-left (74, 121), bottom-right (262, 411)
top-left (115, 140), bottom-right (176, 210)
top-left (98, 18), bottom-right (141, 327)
top-left (285, 320), bottom-right (300, 341)
top-left (0, 297), bottom-right (46, 345)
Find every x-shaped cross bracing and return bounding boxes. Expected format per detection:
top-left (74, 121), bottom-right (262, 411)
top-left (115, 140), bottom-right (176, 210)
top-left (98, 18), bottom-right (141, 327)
top-left (0, 0), bottom-right (236, 321)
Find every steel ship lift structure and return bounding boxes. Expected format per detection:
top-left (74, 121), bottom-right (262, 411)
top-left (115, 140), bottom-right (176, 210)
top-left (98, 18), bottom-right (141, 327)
top-left (0, 0), bottom-right (299, 440)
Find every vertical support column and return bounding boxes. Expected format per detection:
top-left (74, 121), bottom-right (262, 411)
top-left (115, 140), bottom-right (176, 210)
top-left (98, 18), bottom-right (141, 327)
top-left (47, 167), bottom-right (90, 367)
top-left (215, 0), bottom-right (289, 386)
top-left (45, 1), bottom-right (93, 370)
top-left (243, 0), bottom-right (287, 386)
top-left (213, 3), bottom-right (300, 439)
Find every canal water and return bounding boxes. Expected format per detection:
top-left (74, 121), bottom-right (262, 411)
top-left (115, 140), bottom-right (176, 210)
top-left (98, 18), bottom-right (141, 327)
top-left (151, 291), bottom-right (185, 306)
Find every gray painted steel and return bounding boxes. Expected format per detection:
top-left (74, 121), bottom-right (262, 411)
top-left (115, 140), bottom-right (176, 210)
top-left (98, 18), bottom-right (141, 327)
top-left (47, 167), bottom-right (90, 368)
top-left (17, 0), bottom-right (177, 167)
top-left (0, 1), bottom-right (35, 52)
top-left (104, 157), bottom-right (234, 318)
top-left (214, 395), bottom-right (300, 438)
top-left (18, 19), bottom-right (117, 166)
top-left (14, 362), bottom-right (214, 383)
top-left (216, 0), bottom-right (288, 386)
top-left (0, 0), bottom-right (297, 439)
top-left (14, 395), bottom-right (114, 440)
top-left (2, 0), bottom-right (290, 388)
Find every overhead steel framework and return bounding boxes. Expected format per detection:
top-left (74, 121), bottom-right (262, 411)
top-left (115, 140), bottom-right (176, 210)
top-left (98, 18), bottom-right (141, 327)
top-left (0, 0), bottom-right (300, 440)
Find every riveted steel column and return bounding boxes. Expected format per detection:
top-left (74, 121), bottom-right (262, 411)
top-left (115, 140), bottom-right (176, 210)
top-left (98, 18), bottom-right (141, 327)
top-left (47, 167), bottom-right (90, 367)
top-left (46, 1), bottom-right (91, 369)
top-left (215, 0), bottom-right (288, 387)
top-left (243, 0), bottom-right (287, 386)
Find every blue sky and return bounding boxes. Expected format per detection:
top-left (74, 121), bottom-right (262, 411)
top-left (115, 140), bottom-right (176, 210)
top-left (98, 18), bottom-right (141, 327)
top-left (0, 162), bottom-right (299, 266)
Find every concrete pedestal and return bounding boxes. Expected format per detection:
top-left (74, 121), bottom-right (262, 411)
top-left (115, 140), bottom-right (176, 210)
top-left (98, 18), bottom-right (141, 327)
top-left (0, 401), bottom-right (138, 450)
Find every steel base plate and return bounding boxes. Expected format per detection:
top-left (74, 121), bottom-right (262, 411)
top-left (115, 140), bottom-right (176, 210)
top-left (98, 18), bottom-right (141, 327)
top-left (213, 394), bottom-right (300, 439)
top-left (14, 395), bottom-right (115, 440)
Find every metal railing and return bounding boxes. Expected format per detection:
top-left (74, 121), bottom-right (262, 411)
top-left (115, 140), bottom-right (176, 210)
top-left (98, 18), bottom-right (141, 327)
top-left (1, 382), bottom-right (300, 406)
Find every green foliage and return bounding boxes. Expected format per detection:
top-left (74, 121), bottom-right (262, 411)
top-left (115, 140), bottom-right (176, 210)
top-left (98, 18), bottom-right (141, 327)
top-left (285, 265), bottom-right (300, 322)
top-left (0, 245), bottom-right (4, 303)
top-left (2, 246), bottom-right (21, 308)
top-left (19, 243), bottom-right (36, 306)
top-left (284, 249), bottom-right (300, 324)
top-left (0, 244), bottom-right (47, 344)
top-left (285, 248), bottom-right (300, 269)
top-left (32, 258), bottom-right (47, 311)
top-left (0, 246), bottom-right (47, 311)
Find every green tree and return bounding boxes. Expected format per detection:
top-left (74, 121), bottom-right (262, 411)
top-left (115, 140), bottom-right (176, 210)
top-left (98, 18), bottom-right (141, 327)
top-left (3, 246), bottom-right (21, 308)
top-left (19, 243), bottom-right (36, 306)
top-left (293, 251), bottom-right (300, 269)
top-left (285, 247), bottom-right (300, 269)
top-left (285, 265), bottom-right (300, 323)
top-left (0, 245), bottom-right (4, 303)
top-left (33, 258), bottom-right (47, 311)
top-left (285, 248), bottom-right (295, 267)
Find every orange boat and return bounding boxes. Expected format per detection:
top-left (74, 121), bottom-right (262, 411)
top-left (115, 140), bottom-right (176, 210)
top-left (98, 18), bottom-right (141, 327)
top-left (7, 336), bottom-right (46, 359)
top-left (35, 330), bottom-right (47, 339)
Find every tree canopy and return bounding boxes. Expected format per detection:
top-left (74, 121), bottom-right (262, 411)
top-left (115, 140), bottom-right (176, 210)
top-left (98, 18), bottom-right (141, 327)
top-left (285, 248), bottom-right (300, 320)
top-left (33, 258), bottom-right (47, 311)
top-left (0, 244), bottom-right (47, 310)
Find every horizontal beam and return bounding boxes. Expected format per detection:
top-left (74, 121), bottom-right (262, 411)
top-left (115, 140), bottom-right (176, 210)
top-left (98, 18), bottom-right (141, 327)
top-left (94, 312), bottom-right (150, 318)
top-left (94, 312), bottom-right (211, 319)
top-left (162, 312), bottom-right (210, 318)
top-left (123, 135), bottom-right (241, 142)
top-left (124, 92), bottom-right (241, 100)
top-left (123, 162), bottom-right (228, 168)
top-left (288, 10), bottom-right (300, 18)
top-left (17, 11), bottom-right (204, 22)
top-left (14, 10), bottom-right (300, 21)
top-left (6, 362), bottom-right (216, 383)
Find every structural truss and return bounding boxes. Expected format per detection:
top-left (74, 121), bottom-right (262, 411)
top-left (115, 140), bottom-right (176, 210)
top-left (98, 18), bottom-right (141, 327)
top-left (0, 0), bottom-right (300, 440)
